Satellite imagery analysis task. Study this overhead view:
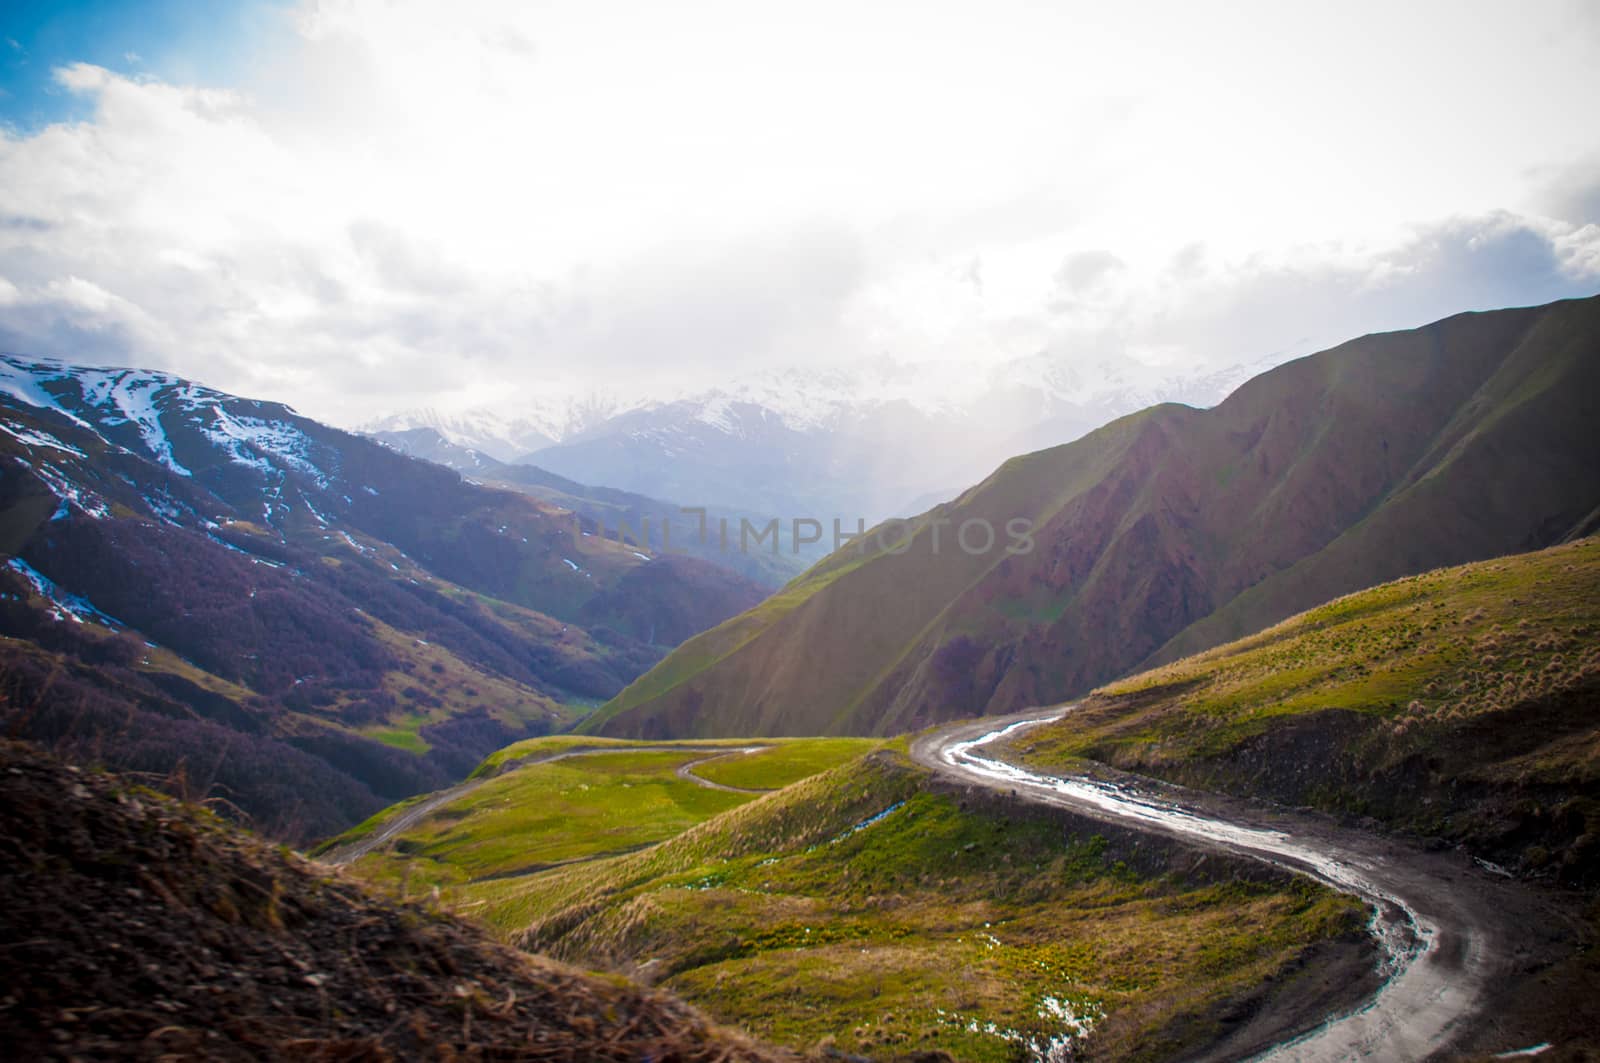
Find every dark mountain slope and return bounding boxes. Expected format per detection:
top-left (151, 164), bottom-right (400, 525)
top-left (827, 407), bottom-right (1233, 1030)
top-left (0, 740), bottom-right (787, 1061)
top-left (0, 354), bottom-right (764, 838)
top-left (585, 295), bottom-right (1600, 739)
top-left (1152, 299), bottom-right (1600, 662)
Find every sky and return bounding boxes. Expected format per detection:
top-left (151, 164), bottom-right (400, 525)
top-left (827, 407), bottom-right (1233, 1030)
top-left (0, 0), bottom-right (1598, 426)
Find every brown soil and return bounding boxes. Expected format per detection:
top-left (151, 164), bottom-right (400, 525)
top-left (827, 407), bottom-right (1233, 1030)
top-left (0, 739), bottom-right (793, 1061)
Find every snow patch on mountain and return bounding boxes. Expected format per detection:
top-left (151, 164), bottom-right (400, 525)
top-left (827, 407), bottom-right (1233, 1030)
top-left (0, 422), bottom-right (86, 458)
top-left (0, 358), bottom-right (96, 430)
top-left (5, 558), bottom-right (121, 626)
top-left (71, 367), bottom-right (194, 476)
top-left (0, 353), bottom-right (343, 493)
top-left (28, 460), bottom-right (111, 520)
top-left (205, 406), bottom-right (330, 487)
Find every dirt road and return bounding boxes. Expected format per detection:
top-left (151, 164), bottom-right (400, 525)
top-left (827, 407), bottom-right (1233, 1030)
top-left (910, 708), bottom-right (1564, 1061)
top-left (321, 743), bottom-right (771, 865)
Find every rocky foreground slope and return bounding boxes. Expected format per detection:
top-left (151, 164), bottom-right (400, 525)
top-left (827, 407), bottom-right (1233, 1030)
top-left (0, 739), bottom-right (788, 1062)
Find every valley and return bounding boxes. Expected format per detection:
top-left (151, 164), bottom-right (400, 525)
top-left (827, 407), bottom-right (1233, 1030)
top-left (318, 736), bottom-right (878, 882)
top-left (3, 9), bottom-right (1596, 1059)
top-left (3, 298), bottom-right (1596, 1061)
top-left (337, 732), bottom-right (1374, 1061)
top-left (327, 537), bottom-right (1600, 1060)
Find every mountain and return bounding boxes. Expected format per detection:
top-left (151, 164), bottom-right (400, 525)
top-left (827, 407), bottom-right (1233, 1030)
top-left (0, 353), bottom-right (764, 840)
top-left (368, 425), bottom-right (814, 588)
top-left (583, 295), bottom-right (1600, 739)
top-left (0, 740), bottom-right (784, 1061)
top-left (364, 352), bottom-right (1284, 524)
top-left (361, 393), bottom-right (638, 463)
top-left (367, 424), bottom-right (509, 476)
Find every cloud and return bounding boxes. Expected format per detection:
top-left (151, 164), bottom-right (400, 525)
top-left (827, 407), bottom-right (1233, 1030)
top-left (1050, 250), bottom-right (1126, 313)
top-left (1532, 156), bottom-right (1600, 228)
top-left (52, 62), bottom-right (112, 94)
top-left (0, 1), bottom-right (1597, 427)
top-left (552, 222), bottom-right (869, 379)
top-left (1030, 213), bottom-right (1600, 372)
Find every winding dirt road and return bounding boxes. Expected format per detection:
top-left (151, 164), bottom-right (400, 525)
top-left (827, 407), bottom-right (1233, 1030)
top-left (674, 747), bottom-right (774, 794)
top-left (911, 707), bottom-right (1557, 1061)
top-left (322, 743), bottom-right (771, 865)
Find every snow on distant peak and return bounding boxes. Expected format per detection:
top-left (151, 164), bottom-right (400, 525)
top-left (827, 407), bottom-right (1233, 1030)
top-left (362, 388), bottom-right (652, 457)
top-left (671, 362), bottom-right (971, 434)
top-left (359, 349), bottom-right (1280, 451)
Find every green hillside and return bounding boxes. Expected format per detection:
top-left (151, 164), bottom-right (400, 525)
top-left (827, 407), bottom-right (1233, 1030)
top-left (327, 736), bottom-right (878, 894)
top-left (473, 749), bottom-right (1369, 1062)
top-left (1011, 536), bottom-right (1600, 882)
top-left (586, 295), bottom-right (1600, 740)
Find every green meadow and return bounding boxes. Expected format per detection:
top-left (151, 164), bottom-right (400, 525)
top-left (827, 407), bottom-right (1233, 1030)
top-left (331, 736), bottom-right (877, 894)
top-left (334, 737), bottom-right (1366, 1062)
top-left (491, 751), bottom-right (1367, 1062)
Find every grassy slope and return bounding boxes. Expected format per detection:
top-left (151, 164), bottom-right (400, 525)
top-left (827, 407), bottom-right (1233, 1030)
top-left (579, 406), bottom-right (1153, 737)
top-left (692, 738), bottom-right (880, 789)
top-left (469, 750), bottom-right (1367, 1063)
top-left (1013, 537), bottom-right (1600, 882)
top-left (329, 737), bottom-right (877, 893)
top-left (586, 296), bottom-right (1600, 741)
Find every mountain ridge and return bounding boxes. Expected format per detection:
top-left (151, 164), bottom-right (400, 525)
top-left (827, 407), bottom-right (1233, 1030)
top-left (361, 350), bottom-right (1286, 521)
top-left (0, 352), bottom-right (765, 839)
top-left (584, 295), bottom-right (1600, 739)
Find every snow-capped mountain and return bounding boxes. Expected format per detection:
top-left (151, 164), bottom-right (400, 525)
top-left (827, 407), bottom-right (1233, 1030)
top-left (361, 407), bottom-right (558, 462)
top-left (362, 391), bottom-right (645, 463)
top-left (366, 351), bottom-right (1288, 522)
top-left (0, 352), bottom-right (765, 839)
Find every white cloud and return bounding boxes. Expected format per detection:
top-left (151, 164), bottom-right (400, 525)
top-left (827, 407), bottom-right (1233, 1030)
top-left (0, 0), bottom-right (1597, 425)
top-left (52, 63), bottom-right (112, 94)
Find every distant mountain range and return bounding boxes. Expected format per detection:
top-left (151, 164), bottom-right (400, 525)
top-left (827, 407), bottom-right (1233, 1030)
top-left (584, 295), bottom-right (1600, 739)
top-left (364, 352), bottom-right (1283, 523)
top-left (366, 425), bottom-right (816, 588)
top-left (0, 355), bottom-right (764, 840)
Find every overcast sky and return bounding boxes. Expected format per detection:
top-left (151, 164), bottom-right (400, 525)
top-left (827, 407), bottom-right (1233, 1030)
top-left (1, 0), bottom-right (1598, 425)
